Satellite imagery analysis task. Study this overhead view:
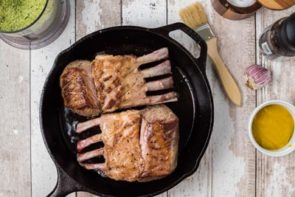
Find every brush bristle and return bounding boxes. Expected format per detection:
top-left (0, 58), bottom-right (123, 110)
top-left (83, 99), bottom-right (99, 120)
top-left (179, 2), bottom-right (208, 29)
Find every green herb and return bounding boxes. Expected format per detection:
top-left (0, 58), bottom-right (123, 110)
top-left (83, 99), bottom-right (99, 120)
top-left (0, 0), bottom-right (47, 32)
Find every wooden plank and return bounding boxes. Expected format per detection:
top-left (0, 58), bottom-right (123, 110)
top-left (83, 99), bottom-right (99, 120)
top-left (76, 0), bottom-right (121, 40)
top-left (167, 1), bottom-right (212, 196)
top-left (122, 1), bottom-right (167, 197)
top-left (30, 1), bottom-right (76, 196)
top-left (0, 41), bottom-right (30, 196)
top-left (122, 0), bottom-right (166, 28)
top-left (75, 0), bottom-right (121, 196)
top-left (77, 0), bottom-right (168, 196)
top-left (167, 1), bottom-right (256, 196)
top-left (256, 7), bottom-right (295, 197)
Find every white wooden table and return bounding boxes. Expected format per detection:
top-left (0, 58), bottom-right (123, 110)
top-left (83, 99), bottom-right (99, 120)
top-left (0, 1), bottom-right (294, 197)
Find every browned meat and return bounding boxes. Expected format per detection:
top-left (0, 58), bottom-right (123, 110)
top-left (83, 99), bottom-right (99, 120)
top-left (139, 105), bottom-right (179, 182)
top-left (77, 110), bottom-right (143, 181)
top-left (60, 48), bottom-right (177, 117)
top-left (76, 105), bottom-right (179, 182)
top-left (60, 60), bottom-right (101, 117)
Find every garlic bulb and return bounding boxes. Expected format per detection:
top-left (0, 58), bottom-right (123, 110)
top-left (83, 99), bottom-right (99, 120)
top-left (244, 64), bottom-right (272, 90)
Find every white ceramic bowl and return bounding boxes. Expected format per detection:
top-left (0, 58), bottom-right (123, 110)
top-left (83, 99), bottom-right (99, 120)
top-left (248, 100), bottom-right (295, 157)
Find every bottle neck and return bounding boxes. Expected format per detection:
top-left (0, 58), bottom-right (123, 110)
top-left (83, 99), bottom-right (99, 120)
top-left (279, 14), bottom-right (295, 53)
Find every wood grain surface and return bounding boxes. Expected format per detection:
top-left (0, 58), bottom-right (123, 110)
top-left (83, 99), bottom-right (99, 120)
top-left (30, 1), bottom-right (76, 196)
top-left (256, 7), bottom-right (295, 197)
top-left (167, 1), bottom-right (257, 197)
top-left (0, 41), bottom-right (30, 196)
top-left (0, 0), bottom-right (294, 196)
top-left (75, 0), bottom-right (121, 196)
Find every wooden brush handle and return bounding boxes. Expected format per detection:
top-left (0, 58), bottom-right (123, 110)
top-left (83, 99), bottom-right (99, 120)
top-left (207, 38), bottom-right (242, 106)
top-left (258, 0), bottom-right (294, 10)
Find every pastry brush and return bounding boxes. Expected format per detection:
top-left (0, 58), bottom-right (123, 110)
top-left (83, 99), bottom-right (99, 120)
top-left (180, 2), bottom-right (242, 106)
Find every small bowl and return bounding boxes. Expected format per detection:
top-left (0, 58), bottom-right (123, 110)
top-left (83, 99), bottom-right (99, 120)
top-left (0, 0), bottom-right (70, 49)
top-left (248, 100), bottom-right (295, 157)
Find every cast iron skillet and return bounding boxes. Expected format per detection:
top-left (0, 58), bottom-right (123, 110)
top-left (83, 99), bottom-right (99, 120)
top-left (40, 23), bottom-right (214, 197)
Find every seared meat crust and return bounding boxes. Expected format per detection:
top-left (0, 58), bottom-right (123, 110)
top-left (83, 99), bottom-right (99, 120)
top-left (60, 48), bottom-right (177, 117)
top-left (76, 105), bottom-right (179, 182)
top-left (60, 60), bottom-right (101, 117)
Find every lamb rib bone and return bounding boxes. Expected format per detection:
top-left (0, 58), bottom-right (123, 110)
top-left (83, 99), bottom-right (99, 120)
top-left (60, 48), bottom-right (178, 117)
top-left (92, 47), bottom-right (178, 113)
top-left (75, 105), bottom-right (179, 182)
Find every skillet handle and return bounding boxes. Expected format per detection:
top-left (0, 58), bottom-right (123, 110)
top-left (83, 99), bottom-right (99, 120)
top-left (47, 167), bottom-right (85, 197)
top-left (152, 22), bottom-right (208, 73)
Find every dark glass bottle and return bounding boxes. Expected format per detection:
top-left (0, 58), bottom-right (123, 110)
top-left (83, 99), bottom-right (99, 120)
top-left (259, 12), bottom-right (295, 59)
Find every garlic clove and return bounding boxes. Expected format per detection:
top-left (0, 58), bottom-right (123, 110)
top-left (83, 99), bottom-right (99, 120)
top-left (244, 64), bottom-right (272, 90)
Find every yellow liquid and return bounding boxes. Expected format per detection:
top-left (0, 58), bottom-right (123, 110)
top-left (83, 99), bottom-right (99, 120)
top-left (252, 104), bottom-right (294, 150)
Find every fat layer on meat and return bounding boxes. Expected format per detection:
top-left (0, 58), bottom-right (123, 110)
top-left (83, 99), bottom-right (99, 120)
top-left (60, 48), bottom-right (177, 117)
top-left (76, 105), bottom-right (179, 182)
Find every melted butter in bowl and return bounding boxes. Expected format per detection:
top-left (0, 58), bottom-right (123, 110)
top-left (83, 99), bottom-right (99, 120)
top-left (249, 100), bottom-right (295, 157)
top-left (252, 104), bottom-right (294, 150)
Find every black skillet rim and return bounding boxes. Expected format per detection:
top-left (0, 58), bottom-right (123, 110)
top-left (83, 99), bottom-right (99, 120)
top-left (40, 22), bottom-right (214, 196)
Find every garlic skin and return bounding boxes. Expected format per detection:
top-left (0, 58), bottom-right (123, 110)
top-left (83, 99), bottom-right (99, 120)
top-left (244, 64), bottom-right (272, 90)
